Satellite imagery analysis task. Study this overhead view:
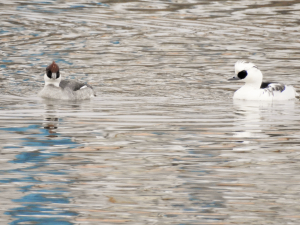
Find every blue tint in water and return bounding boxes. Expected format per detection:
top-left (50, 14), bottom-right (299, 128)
top-left (11, 151), bottom-right (62, 164)
top-left (13, 194), bottom-right (70, 204)
top-left (12, 27), bottom-right (25, 32)
top-left (2, 59), bottom-right (13, 63)
top-left (0, 125), bottom-right (81, 149)
top-left (3, 146), bottom-right (19, 149)
top-left (0, 176), bottom-right (40, 184)
top-left (19, 185), bottom-right (35, 192)
top-left (152, 132), bottom-right (165, 135)
top-left (7, 197), bottom-right (77, 224)
top-left (20, 137), bottom-right (77, 147)
top-left (1, 126), bottom-right (36, 133)
top-left (17, 6), bottom-right (28, 10)
top-left (30, 52), bottom-right (44, 56)
top-left (69, 5), bottom-right (86, 8)
top-left (7, 205), bottom-right (76, 225)
top-left (43, 170), bottom-right (67, 175)
top-left (37, 1), bottom-right (55, 4)
top-left (1, 121), bottom-right (79, 224)
top-left (96, 2), bottom-right (110, 7)
top-left (8, 205), bottom-right (63, 216)
top-left (0, 29), bottom-right (9, 34)
top-left (10, 218), bottom-right (74, 225)
top-left (54, 59), bottom-right (73, 65)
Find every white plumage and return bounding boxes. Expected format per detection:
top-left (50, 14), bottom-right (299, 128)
top-left (229, 61), bottom-right (298, 101)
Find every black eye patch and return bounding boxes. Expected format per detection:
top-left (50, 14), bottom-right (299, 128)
top-left (46, 70), bottom-right (52, 79)
top-left (237, 70), bottom-right (247, 79)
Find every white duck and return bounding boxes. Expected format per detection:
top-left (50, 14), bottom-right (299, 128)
top-left (229, 61), bottom-right (298, 101)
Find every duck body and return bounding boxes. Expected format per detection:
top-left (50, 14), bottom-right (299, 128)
top-left (229, 61), bottom-right (298, 101)
top-left (39, 80), bottom-right (95, 100)
top-left (232, 82), bottom-right (297, 101)
top-left (38, 61), bottom-right (96, 100)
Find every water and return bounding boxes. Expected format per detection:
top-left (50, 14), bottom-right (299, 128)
top-left (1, 0), bottom-right (300, 224)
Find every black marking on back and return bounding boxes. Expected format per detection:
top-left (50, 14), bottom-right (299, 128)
top-left (260, 82), bottom-right (271, 89)
top-left (260, 82), bottom-right (285, 92)
top-left (237, 70), bottom-right (247, 79)
top-left (59, 80), bottom-right (93, 91)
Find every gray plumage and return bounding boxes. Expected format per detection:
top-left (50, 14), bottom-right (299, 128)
top-left (261, 82), bottom-right (285, 92)
top-left (59, 80), bottom-right (94, 92)
top-left (39, 80), bottom-right (96, 100)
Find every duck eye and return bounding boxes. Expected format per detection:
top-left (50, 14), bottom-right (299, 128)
top-left (237, 70), bottom-right (247, 79)
top-left (46, 70), bottom-right (52, 78)
top-left (56, 71), bottom-right (60, 78)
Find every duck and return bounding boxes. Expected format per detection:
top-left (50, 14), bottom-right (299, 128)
top-left (228, 60), bottom-right (298, 101)
top-left (38, 61), bottom-right (96, 100)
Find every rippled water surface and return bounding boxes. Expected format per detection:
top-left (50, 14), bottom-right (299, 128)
top-left (2, 0), bottom-right (300, 224)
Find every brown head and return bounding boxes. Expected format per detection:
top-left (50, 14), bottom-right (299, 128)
top-left (46, 61), bottom-right (60, 79)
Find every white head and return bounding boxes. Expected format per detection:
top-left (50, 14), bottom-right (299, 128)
top-left (229, 60), bottom-right (263, 88)
top-left (44, 61), bottom-right (61, 87)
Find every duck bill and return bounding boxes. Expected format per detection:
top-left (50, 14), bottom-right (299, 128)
top-left (228, 77), bottom-right (240, 81)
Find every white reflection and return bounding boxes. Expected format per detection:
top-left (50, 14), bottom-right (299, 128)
top-left (232, 99), bottom-right (295, 151)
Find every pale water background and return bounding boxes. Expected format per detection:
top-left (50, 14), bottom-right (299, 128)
top-left (1, 0), bottom-right (300, 224)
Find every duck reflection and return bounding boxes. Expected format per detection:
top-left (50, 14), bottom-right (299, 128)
top-left (41, 99), bottom-right (63, 138)
top-left (2, 99), bottom-right (87, 225)
top-left (233, 100), bottom-right (266, 136)
top-left (232, 99), bottom-right (295, 151)
top-left (43, 106), bottom-right (59, 137)
top-left (41, 98), bottom-right (88, 137)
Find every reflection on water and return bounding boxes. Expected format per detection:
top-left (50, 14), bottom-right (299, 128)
top-left (1, 0), bottom-right (300, 224)
top-left (0, 101), bottom-right (81, 224)
top-left (231, 99), bottom-right (296, 151)
top-left (232, 100), bottom-right (267, 152)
